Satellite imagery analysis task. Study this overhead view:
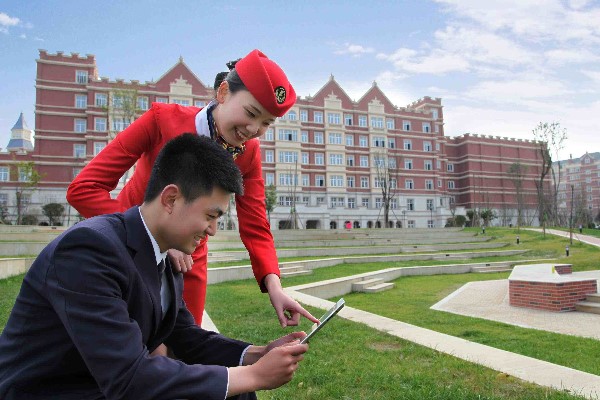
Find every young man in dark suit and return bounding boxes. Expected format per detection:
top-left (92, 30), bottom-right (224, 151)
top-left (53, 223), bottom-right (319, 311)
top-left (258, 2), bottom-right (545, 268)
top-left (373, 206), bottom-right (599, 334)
top-left (0, 134), bottom-right (308, 400)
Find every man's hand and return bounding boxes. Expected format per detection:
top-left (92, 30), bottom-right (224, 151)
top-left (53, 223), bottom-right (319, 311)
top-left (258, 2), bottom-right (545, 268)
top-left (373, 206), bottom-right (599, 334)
top-left (167, 249), bottom-right (193, 273)
top-left (264, 274), bottom-right (320, 327)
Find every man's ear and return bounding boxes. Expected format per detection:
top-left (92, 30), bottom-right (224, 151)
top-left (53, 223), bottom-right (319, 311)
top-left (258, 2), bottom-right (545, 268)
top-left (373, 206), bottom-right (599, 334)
top-left (216, 81), bottom-right (229, 104)
top-left (160, 184), bottom-right (181, 214)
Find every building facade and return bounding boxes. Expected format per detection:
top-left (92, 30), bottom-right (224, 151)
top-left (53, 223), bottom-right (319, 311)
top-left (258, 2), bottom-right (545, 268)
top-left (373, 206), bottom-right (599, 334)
top-left (0, 50), bottom-right (546, 227)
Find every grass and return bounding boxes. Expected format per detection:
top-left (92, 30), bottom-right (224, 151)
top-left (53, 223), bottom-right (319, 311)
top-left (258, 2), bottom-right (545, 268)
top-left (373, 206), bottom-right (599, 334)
top-left (1, 227), bottom-right (596, 399)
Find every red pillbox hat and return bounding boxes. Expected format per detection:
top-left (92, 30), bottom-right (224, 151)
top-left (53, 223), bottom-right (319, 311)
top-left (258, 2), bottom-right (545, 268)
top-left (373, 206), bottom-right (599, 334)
top-left (235, 49), bottom-right (296, 117)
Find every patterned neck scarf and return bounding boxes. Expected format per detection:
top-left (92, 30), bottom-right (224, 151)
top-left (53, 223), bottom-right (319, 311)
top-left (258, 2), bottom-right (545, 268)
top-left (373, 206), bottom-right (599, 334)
top-left (206, 103), bottom-right (245, 160)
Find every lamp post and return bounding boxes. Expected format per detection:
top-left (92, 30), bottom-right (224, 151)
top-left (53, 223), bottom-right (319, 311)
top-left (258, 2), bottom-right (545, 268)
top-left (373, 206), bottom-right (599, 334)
top-left (570, 184), bottom-right (574, 246)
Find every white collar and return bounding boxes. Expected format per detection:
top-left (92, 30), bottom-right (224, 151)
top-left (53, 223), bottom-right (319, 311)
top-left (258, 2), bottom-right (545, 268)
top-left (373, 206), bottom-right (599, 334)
top-left (138, 207), bottom-right (167, 266)
top-left (194, 100), bottom-right (218, 138)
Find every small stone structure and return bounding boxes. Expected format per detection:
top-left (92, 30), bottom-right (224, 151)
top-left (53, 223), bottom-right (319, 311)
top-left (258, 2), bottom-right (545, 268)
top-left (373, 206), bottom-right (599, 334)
top-left (509, 264), bottom-right (597, 312)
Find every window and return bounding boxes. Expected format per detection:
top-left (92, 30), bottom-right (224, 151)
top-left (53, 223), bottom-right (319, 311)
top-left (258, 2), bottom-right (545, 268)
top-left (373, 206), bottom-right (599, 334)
top-left (431, 109), bottom-right (439, 119)
top-left (314, 131), bottom-right (324, 144)
top-left (95, 93), bottom-right (107, 107)
top-left (314, 111), bottom-right (323, 123)
top-left (0, 167), bottom-right (8, 182)
top-left (386, 118), bottom-right (395, 130)
top-left (94, 117), bottom-right (107, 132)
top-left (300, 110), bottom-right (308, 122)
top-left (390, 178), bottom-right (397, 189)
top-left (279, 173), bottom-right (297, 186)
top-left (194, 100), bottom-right (206, 108)
top-left (448, 181), bottom-right (455, 189)
top-left (359, 156), bottom-right (369, 167)
top-left (345, 134), bottom-right (354, 146)
top-left (316, 175), bottom-right (325, 187)
top-left (424, 160), bottom-right (432, 171)
top-left (375, 198), bottom-right (383, 208)
top-left (346, 155), bottom-right (355, 166)
top-left (156, 97), bottom-right (168, 103)
top-left (425, 180), bottom-right (433, 190)
top-left (301, 130), bottom-right (308, 143)
top-left (112, 95), bottom-right (124, 108)
top-left (17, 166), bottom-right (30, 182)
top-left (279, 151), bottom-right (298, 163)
top-left (329, 154), bottom-right (343, 165)
top-left (403, 120), bottom-right (411, 131)
top-left (374, 178), bottom-right (384, 188)
top-left (279, 196), bottom-right (293, 206)
top-left (137, 96), bottom-right (149, 110)
top-left (327, 113), bottom-right (341, 124)
top-left (373, 156), bottom-right (385, 168)
top-left (408, 220), bottom-right (416, 228)
top-left (362, 198), bottom-right (370, 208)
top-left (75, 119), bottom-right (86, 133)
top-left (436, 143), bottom-right (440, 151)
top-left (265, 173), bottom-right (275, 186)
top-left (74, 144), bottom-right (86, 158)
top-left (437, 160), bottom-right (441, 169)
top-left (278, 129), bottom-right (298, 142)
top-left (316, 197), bottom-right (325, 205)
top-left (94, 142), bottom-right (106, 156)
top-left (75, 95), bottom-right (87, 109)
top-left (358, 115), bottom-right (367, 127)
top-left (329, 132), bottom-right (343, 145)
top-left (345, 114), bottom-right (353, 126)
top-left (438, 179), bottom-right (442, 188)
top-left (315, 153), bottom-right (324, 165)
top-left (423, 122), bottom-right (431, 133)
top-left (388, 157), bottom-right (397, 169)
top-left (348, 197), bottom-right (356, 209)
top-left (388, 138), bottom-right (396, 149)
top-left (360, 177), bottom-right (369, 188)
top-left (330, 175), bottom-right (344, 187)
top-left (405, 179), bottom-right (414, 189)
top-left (428, 220), bottom-right (434, 228)
top-left (264, 128), bottom-right (274, 141)
top-left (404, 140), bottom-right (412, 150)
top-left (407, 199), bottom-right (414, 211)
top-left (172, 99), bottom-right (190, 106)
top-left (112, 117), bottom-right (131, 132)
top-left (76, 70), bottom-right (88, 84)
top-left (424, 141), bottom-right (432, 152)
top-left (405, 159), bottom-right (413, 170)
top-left (265, 150), bottom-right (274, 163)
top-left (373, 137), bottom-right (385, 148)
top-left (73, 168), bottom-right (82, 178)
top-left (447, 163), bottom-right (454, 172)
top-left (347, 176), bottom-right (355, 188)
top-left (0, 193), bottom-right (7, 205)
top-left (301, 152), bottom-right (309, 164)
top-left (359, 136), bottom-right (368, 147)
top-left (302, 175), bottom-right (309, 187)
top-left (330, 197), bottom-right (344, 207)
top-left (370, 117), bottom-right (384, 128)
top-left (287, 110), bottom-right (297, 121)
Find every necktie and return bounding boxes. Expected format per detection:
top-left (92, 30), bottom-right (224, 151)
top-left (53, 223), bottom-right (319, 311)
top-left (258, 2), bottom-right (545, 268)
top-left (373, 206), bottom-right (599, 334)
top-left (158, 259), bottom-right (168, 316)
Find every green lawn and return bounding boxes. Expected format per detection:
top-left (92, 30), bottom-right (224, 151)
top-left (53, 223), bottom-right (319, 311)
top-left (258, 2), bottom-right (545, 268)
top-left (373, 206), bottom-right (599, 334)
top-left (1, 227), bottom-right (595, 399)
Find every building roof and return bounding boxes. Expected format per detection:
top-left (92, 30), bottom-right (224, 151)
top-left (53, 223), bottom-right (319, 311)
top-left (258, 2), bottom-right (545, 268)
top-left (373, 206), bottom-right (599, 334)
top-left (11, 112), bottom-right (30, 131)
top-left (6, 138), bottom-right (34, 151)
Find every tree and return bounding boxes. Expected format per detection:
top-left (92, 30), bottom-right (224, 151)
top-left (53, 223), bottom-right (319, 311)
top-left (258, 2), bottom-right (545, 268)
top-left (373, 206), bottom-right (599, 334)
top-left (507, 162), bottom-right (528, 231)
top-left (265, 184), bottom-right (277, 224)
top-left (480, 209), bottom-right (496, 226)
top-left (373, 150), bottom-right (401, 228)
top-left (42, 203), bottom-right (65, 226)
top-left (13, 161), bottom-right (43, 225)
top-left (532, 122), bottom-right (567, 233)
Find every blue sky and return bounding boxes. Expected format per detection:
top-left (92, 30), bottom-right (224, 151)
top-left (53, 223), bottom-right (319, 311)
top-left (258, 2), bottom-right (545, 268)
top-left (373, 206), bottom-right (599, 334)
top-left (1, 0), bottom-right (599, 160)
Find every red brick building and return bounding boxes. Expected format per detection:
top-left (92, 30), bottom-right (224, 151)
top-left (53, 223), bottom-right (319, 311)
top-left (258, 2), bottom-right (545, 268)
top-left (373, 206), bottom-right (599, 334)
top-left (556, 152), bottom-right (600, 226)
top-left (0, 50), bottom-right (547, 228)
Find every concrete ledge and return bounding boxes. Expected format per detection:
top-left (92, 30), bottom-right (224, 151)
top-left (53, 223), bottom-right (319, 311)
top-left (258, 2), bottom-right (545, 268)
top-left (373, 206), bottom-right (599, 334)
top-left (0, 258), bottom-right (35, 279)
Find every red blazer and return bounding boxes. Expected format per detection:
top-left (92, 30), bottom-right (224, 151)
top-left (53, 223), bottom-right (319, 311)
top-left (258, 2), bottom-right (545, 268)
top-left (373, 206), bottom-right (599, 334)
top-left (67, 103), bottom-right (279, 290)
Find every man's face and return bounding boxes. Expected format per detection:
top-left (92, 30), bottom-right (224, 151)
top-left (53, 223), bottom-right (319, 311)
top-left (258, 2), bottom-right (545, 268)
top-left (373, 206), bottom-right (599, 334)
top-left (164, 187), bottom-right (230, 255)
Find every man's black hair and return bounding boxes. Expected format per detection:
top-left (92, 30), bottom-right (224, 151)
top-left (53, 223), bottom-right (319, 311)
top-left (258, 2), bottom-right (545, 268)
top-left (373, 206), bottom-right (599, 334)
top-left (144, 134), bottom-right (243, 202)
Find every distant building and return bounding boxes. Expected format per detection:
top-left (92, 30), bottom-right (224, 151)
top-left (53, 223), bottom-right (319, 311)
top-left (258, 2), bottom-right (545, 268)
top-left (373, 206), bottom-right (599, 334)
top-left (6, 113), bottom-right (34, 153)
top-left (555, 152), bottom-right (600, 226)
top-left (0, 49), bottom-right (548, 227)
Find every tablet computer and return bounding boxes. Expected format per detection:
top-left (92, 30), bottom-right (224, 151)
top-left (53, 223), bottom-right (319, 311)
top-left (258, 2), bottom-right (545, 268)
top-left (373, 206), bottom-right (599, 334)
top-left (300, 298), bottom-right (345, 344)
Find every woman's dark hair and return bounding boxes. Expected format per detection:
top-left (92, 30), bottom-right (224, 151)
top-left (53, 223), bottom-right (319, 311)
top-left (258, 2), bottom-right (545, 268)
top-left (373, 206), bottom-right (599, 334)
top-left (213, 58), bottom-right (247, 94)
top-left (144, 134), bottom-right (243, 203)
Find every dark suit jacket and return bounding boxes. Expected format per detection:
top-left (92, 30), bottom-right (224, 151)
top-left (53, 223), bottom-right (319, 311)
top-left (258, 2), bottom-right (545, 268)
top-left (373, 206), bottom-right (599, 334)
top-left (0, 207), bottom-right (250, 400)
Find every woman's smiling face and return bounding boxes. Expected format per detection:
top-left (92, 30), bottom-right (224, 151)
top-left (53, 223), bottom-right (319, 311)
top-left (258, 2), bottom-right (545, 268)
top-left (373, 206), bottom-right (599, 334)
top-left (213, 82), bottom-right (277, 147)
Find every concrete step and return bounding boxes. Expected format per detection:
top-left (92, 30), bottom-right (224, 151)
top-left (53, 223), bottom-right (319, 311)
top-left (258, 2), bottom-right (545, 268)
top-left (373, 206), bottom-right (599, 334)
top-left (584, 293), bottom-right (600, 304)
top-left (280, 270), bottom-right (312, 278)
top-left (363, 282), bottom-right (395, 293)
top-left (279, 265), bottom-right (307, 273)
top-left (575, 301), bottom-right (600, 314)
top-left (352, 278), bottom-right (384, 292)
top-left (472, 266), bottom-right (512, 273)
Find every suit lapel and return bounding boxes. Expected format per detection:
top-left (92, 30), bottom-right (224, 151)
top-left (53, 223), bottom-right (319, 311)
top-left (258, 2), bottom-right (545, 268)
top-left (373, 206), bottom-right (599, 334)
top-left (124, 207), bottom-right (163, 332)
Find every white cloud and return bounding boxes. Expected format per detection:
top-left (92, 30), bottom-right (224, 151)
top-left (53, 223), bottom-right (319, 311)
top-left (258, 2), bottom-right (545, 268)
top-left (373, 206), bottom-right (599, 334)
top-left (334, 43), bottom-right (375, 57)
top-left (0, 12), bottom-right (20, 27)
top-left (464, 78), bottom-right (569, 105)
top-left (19, 33), bottom-right (26, 39)
top-left (545, 48), bottom-right (600, 65)
top-left (581, 70), bottom-right (600, 85)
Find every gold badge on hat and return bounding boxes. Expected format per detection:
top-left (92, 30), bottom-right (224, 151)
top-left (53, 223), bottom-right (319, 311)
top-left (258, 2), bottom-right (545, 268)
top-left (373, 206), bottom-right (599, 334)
top-left (274, 86), bottom-right (286, 104)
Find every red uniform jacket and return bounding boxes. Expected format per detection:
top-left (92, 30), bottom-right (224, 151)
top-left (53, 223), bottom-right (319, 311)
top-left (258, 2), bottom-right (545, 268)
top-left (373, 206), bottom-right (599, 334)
top-left (67, 103), bottom-right (279, 292)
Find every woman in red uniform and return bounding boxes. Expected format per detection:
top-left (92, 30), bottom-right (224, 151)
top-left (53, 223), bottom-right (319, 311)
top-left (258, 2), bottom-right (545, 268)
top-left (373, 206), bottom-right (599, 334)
top-left (67, 49), bottom-right (317, 328)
